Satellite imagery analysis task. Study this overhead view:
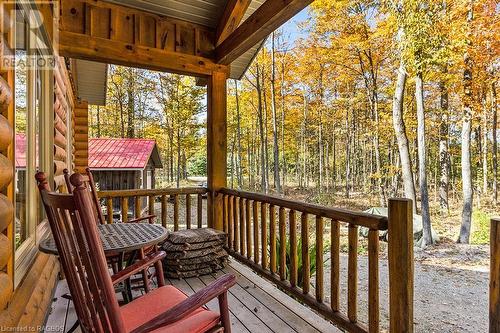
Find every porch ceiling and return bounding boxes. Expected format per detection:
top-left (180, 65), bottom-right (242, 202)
top-left (103, 0), bottom-right (266, 79)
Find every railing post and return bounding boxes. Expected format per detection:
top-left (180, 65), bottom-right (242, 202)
top-left (491, 218), bottom-right (500, 333)
top-left (388, 198), bottom-right (414, 333)
top-left (207, 71), bottom-right (227, 231)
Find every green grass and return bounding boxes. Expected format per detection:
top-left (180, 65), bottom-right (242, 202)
top-left (471, 210), bottom-right (490, 245)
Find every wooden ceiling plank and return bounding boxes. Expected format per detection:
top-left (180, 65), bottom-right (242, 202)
top-left (216, 0), bottom-right (252, 47)
top-left (216, 0), bottom-right (313, 65)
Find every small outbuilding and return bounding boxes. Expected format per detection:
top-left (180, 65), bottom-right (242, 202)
top-left (88, 138), bottom-right (163, 192)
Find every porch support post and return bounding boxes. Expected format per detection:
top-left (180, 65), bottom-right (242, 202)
top-left (388, 198), bottom-right (414, 333)
top-left (207, 71), bottom-right (228, 231)
top-left (491, 218), bottom-right (500, 332)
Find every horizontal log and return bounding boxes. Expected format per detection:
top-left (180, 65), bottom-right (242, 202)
top-left (54, 66), bottom-right (67, 96)
top-left (54, 160), bottom-right (67, 176)
top-left (54, 114), bottom-right (67, 136)
top-left (0, 194), bottom-right (13, 233)
top-left (0, 153), bottom-right (13, 191)
top-left (98, 187), bottom-right (208, 199)
top-left (0, 272), bottom-right (13, 310)
top-left (0, 253), bottom-right (52, 327)
top-left (74, 141), bottom-right (88, 151)
top-left (54, 174), bottom-right (66, 189)
top-left (0, 233), bottom-right (11, 270)
top-left (74, 133), bottom-right (88, 143)
top-left (54, 145), bottom-right (66, 161)
top-left (0, 114), bottom-right (13, 151)
top-left (219, 188), bottom-right (388, 230)
top-left (74, 117), bottom-right (88, 126)
top-left (0, 75), bottom-right (12, 111)
top-left (54, 129), bottom-right (67, 148)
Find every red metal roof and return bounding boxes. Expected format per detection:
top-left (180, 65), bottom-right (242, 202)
top-left (89, 138), bottom-right (160, 169)
top-left (15, 136), bottom-right (161, 170)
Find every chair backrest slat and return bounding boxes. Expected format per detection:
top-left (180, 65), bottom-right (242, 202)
top-left (37, 172), bottom-right (125, 332)
top-left (64, 168), bottom-right (106, 225)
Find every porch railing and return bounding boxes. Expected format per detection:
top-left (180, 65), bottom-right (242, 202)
top-left (97, 187), bottom-right (208, 231)
top-left (217, 188), bottom-right (414, 333)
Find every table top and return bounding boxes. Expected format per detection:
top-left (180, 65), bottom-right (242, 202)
top-left (39, 223), bottom-right (168, 255)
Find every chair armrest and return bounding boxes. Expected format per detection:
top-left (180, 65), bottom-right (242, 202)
top-left (130, 274), bottom-right (236, 333)
top-left (111, 251), bottom-right (166, 285)
top-left (128, 214), bottom-right (156, 224)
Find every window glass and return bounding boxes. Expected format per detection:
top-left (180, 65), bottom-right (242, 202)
top-left (14, 49), bottom-right (27, 249)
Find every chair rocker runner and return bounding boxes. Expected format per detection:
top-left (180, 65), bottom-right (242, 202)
top-left (36, 172), bottom-right (236, 333)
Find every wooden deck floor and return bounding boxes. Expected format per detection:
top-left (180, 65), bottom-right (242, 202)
top-left (44, 260), bottom-right (341, 333)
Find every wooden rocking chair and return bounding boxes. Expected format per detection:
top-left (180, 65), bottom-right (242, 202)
top-left (36, 172), bottom-right (236, 333)
top-left (64, 168), bottom-right (157, 293)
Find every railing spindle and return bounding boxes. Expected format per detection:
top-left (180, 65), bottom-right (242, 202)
top-left (368, 229), bottom-right (380, 333)
top-left (331, 219), bottom-right (340, 311)
top-left (239, 198), bottom-right (245, 257)
top-left (348, 224), bottom-right (358, 323)
top-left (197, 194), bottom-right (203, 228)
top-left (228, 195), bottom-right (234, 251)
top-left (261, 202), bottom-right (268, 270)
top-left (289, 210), bottom-right (297, 287)
top-left (121, 197), bottom-right (128, 222)
top-left (246, 199), bottom-right (251, 260)
top-left (161, 195), bottom-right (167, 228)
top-left (148, 195), bottom-right (155, 219)
top-left (301, 212), bottom-right (310, 294)
top-left (269, 204), bottom-right (277, 274)
top-left (223, 195), bottom-right (228, 237)
top-left (279, 207), bottom-right (286, 281)
top-left (173, 195), bottom-right (179, 231)
top-left (106, 198), bottom-right (113, 224)
top-left (186, 194), bottom-right (191, 229)
top-left (316, 216), bottom-right (324, 302)
top-left (233, 197), bottom-right (239, 252)
top-left (253, 200), bottom-right (259, 265)
top-left (134, 196), bottom-right (141, 218)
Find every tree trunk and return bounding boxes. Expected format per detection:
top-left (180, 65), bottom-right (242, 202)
top-left (234, 80), bottom-right (243, 188)
top-left (126, 69), bottom-right (135, 138)
top-left (482, 90), bottom-right (488, 195)
top-left (270, 33), bottom-right (281, 193)
top-left (392, 60), bottom-right (417, 212)
top-left (256, 65), bottom-right (268, 193)
top-left (439, 80), bottom-right (450, 215)
top-left (458, 4), bottom-right (474, 244)
top-left (415, 72), bottom-right (433, 246)
top-left (492, 82), bottom-right (498, 205)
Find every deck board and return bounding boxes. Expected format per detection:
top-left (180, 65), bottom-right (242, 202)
top-left (44, 260), bottom-right (341, 333)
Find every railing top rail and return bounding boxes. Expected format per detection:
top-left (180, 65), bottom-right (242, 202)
top-left (218, 187), bottom-right (388, 230)
top-left (98, 187), bottom-right (208, 198)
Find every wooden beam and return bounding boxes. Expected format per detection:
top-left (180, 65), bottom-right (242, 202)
top-left (216, 0), bottom-right (313, 65)
top-left (59, 31), bottom-right (228, 77)
top-left (216, 0), bottom-right (252, 47)
top-left (207, 71), bottom-right (227, 230)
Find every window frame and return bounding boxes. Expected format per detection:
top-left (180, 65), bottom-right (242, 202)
top-left (13, 7), bottom-right (54, 287)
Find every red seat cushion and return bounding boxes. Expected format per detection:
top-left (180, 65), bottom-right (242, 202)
top-left (121, 285), bottom-right (220, 333)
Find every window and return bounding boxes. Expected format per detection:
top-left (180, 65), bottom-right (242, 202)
top-left (14, 8), bottom-right (53, 285)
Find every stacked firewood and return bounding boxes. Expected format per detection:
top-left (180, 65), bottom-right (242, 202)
top-left (162, 228), bottom-right (228, 279)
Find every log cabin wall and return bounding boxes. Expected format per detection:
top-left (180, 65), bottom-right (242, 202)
top-left (73, 100), bottom-right (89, 173)
top-left (54, 58), bottom-right (75, 189)
top-left (0, 0), bottom-right (15, 316)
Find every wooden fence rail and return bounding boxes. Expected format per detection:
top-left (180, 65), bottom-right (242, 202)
top-left (217, 188), bottom-right (414, 333)
top-left (97, 187), bottom-right (208, 231)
